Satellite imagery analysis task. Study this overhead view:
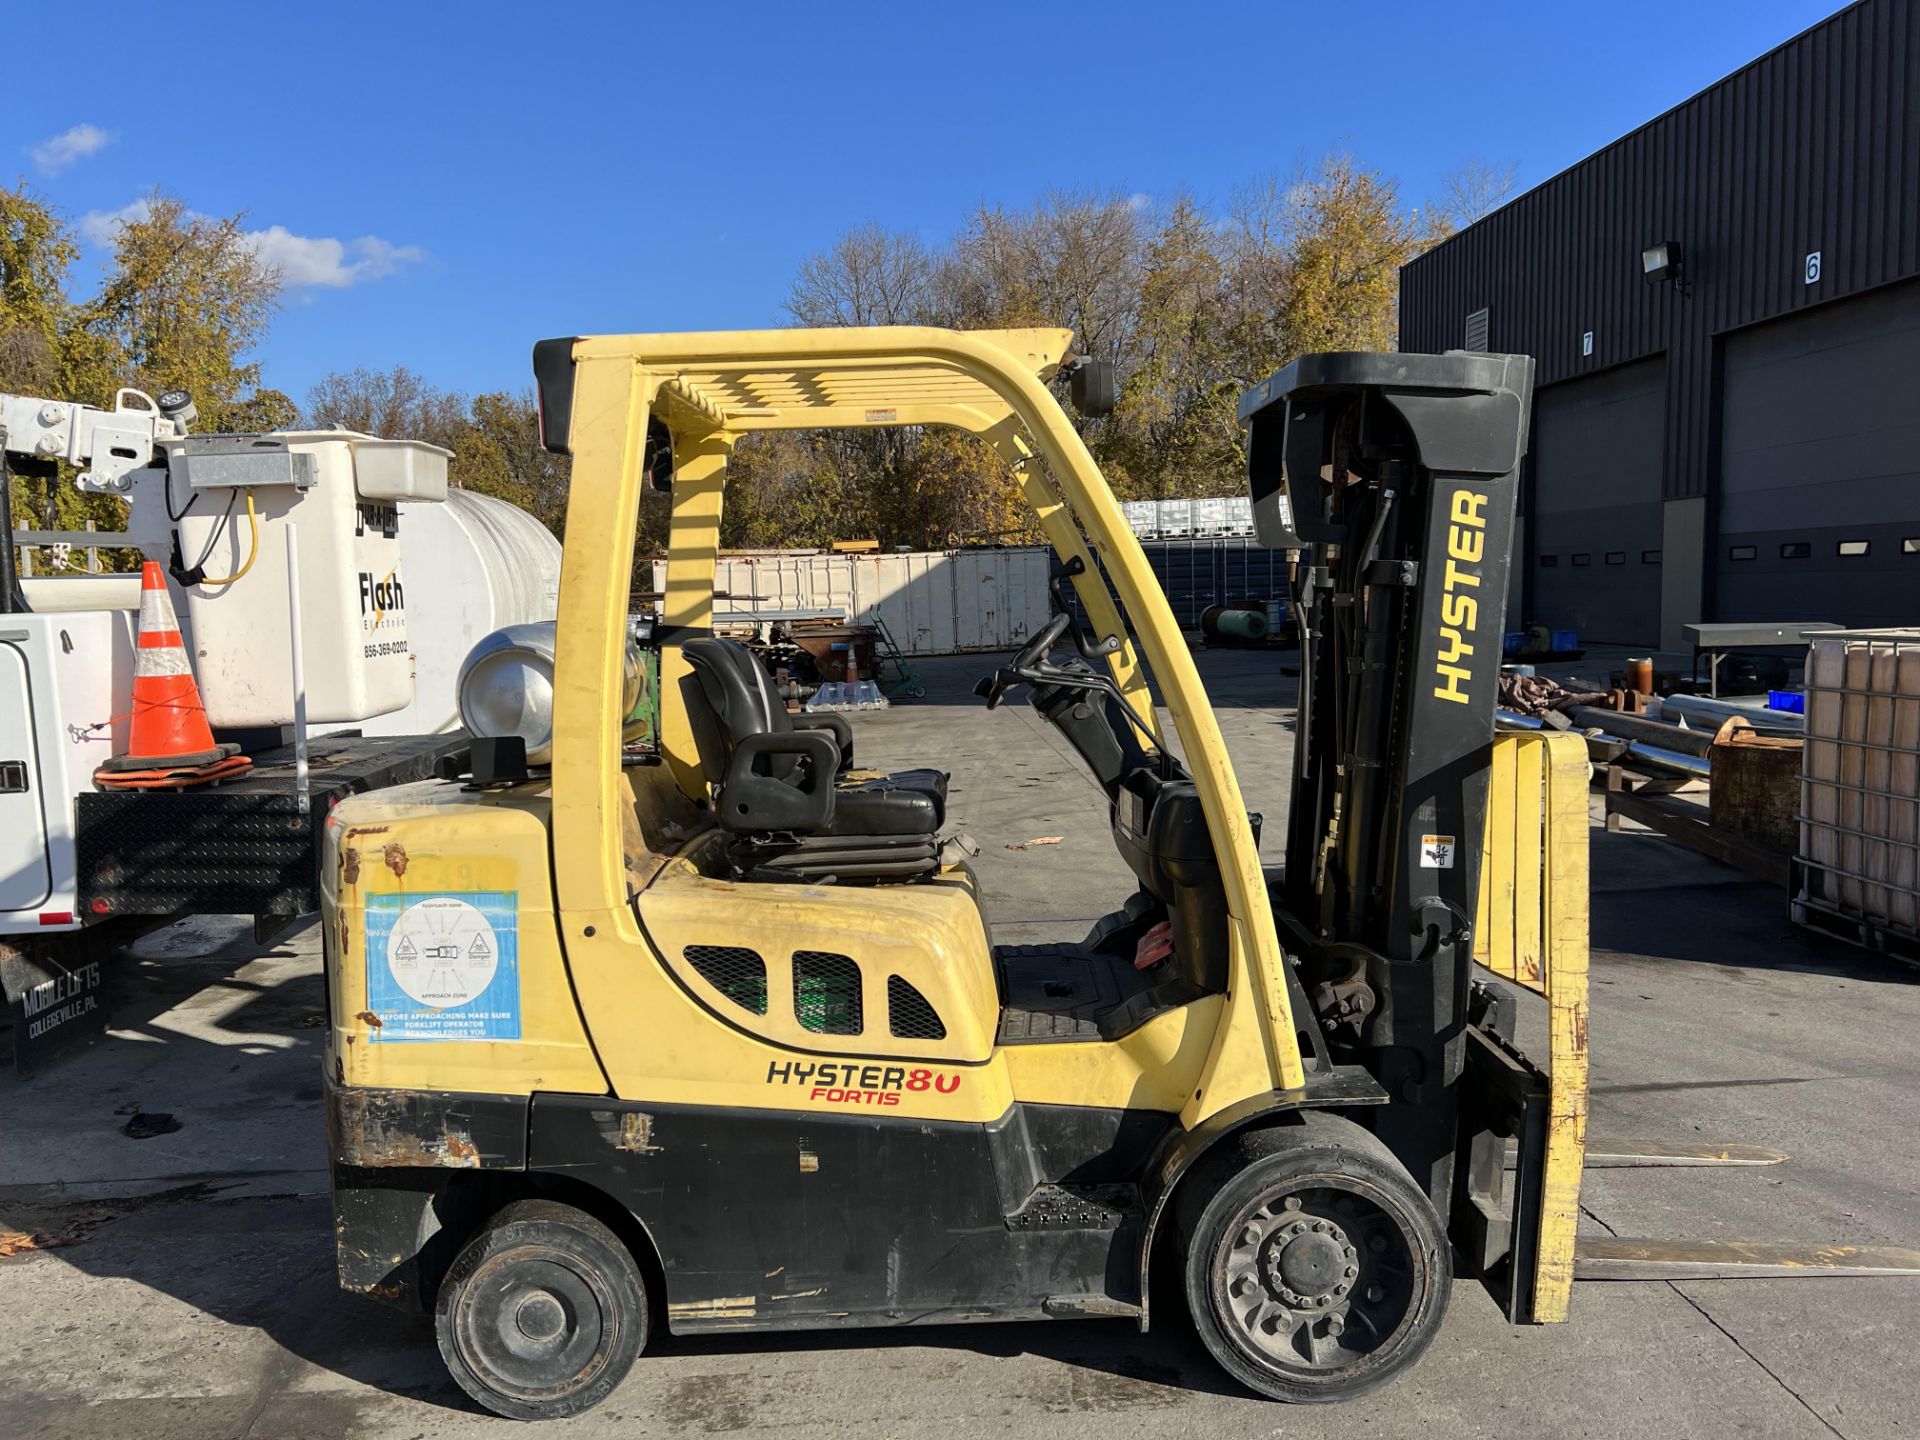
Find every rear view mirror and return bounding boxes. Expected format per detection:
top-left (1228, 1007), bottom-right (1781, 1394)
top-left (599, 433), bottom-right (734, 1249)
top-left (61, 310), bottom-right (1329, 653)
top-left (1068, 358), bottom-right (1119, 418)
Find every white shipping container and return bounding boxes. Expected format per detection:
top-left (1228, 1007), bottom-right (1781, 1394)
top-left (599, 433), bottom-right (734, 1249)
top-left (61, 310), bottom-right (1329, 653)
top-left (858, 548), bottom-right (1052, 654)
top-left (1122, 501), bottom-right (1158, 538)
top-left (1156, 499), bottom-right (1193, 538)
top-left (1226, 496), bottom-right (1255, 534)
top-left (650, 547), bottom-right (1053, 656)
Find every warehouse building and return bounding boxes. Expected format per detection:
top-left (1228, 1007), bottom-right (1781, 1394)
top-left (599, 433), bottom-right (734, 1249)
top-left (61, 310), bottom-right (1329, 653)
top-left (1398, 0), bottom-right (1919, 649)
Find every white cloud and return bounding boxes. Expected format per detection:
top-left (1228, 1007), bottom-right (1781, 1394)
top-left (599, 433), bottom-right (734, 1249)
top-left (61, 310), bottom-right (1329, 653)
top-left (1126, 192), bottom-right (1153, 212)
top-left (241, 227), bottom-right (426, 288)
top-left (80, 198), bottom-right (151, 246)
top-left (30, 123), bottom-right (114, 174)
top-left (78, 199), bottom-right (424, 290)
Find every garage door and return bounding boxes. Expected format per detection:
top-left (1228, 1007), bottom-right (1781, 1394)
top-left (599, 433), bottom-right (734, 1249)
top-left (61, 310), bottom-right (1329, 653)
top-left (1717, 278), bottom-right (1920, 628)
top-left (1529, 357), bottom-right (1666, 645)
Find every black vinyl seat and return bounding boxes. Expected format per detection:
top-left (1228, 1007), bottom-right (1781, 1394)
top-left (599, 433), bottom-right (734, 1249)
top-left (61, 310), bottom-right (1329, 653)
top-left (679, 637), bottom-right (948, 878)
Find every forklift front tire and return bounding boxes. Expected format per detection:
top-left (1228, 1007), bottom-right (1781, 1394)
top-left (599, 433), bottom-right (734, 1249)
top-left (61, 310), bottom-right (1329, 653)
top-left (1177, 1112), bottom-right (1450, 1404)
top-left (434, 1199), bottom-right (649, 1421)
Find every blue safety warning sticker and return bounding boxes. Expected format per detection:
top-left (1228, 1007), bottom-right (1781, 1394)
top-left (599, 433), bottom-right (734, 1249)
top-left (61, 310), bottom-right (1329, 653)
top-left (363, 891), bottom-right (521, 1042)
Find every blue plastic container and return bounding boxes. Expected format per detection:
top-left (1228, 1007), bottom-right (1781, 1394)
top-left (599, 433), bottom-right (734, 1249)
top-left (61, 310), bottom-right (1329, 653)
top-left (1550, 629), bottom-right (1578, 653)
top-left (1503, 632), bottom-right (1526, 656)
top-left (1767, 690), bottom-right (1806, 714)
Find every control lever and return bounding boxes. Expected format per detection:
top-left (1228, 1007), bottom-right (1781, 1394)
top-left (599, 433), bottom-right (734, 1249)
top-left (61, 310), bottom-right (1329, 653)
top-left (1048, 556), bottom-right (1122, 660)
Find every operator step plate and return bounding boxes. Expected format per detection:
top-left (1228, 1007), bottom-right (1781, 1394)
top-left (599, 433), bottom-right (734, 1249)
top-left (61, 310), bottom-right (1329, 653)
top-left (1004, 1182), bottom-right (1140, 1232)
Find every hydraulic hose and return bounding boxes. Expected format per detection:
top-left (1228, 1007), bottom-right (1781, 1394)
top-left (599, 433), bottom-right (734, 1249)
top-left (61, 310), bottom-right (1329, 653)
top-left (195, 489), bottom-right (260, 587)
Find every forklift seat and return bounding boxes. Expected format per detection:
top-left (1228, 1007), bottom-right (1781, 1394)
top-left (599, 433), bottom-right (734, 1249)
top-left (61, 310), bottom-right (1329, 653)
top-left (680, 637), bottom-right (948, 878)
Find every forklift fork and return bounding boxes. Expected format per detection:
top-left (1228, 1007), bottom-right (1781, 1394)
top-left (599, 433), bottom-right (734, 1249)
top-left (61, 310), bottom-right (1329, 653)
top-left (1458, 731), bottom-right (1920, 1316)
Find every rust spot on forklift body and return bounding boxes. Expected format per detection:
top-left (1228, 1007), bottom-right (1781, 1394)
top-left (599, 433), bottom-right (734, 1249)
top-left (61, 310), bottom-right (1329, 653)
top-left (344, 1278), bottom-right (410, 1301)
top-left (382, 843), bottom-right (409, 878)
top-left (332, 1086), bottom-right (484, 1169)
top-left (594, 1110), bottom-right (661, 1155)
top-left (355, 1010), bottom-right (383, 1029)
top-left (341, 847), bottom-right (361, 886)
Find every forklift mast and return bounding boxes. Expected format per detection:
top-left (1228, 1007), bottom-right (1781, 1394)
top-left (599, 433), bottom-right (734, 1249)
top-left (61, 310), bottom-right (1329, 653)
top-left (1240, 351), bottom-right (1535, 1201)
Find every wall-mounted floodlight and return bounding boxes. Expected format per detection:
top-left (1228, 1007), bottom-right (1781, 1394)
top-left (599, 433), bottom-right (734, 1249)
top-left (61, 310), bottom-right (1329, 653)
top-left (1641, 241), bottom-right (1682, 284)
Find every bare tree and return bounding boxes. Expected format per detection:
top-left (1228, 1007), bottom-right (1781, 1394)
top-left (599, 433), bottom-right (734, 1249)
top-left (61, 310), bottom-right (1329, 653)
top-left (304, 365), bottom-right (468, 450)
top-left (1431, 159), bottom-right (1520, 230)
top-left (787, 225), bottom-right (938, 327)
top-left (944, 190), bottom-right (1145, 359)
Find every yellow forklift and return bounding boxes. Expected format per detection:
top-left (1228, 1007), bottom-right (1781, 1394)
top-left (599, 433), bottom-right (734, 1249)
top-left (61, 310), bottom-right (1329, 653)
top-left (318, 327), bottom-right (1902, 1420)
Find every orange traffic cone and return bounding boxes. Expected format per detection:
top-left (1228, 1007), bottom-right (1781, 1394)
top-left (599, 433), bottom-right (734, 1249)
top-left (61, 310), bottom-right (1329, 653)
top-left (95, 563), bottom-right (251, 789)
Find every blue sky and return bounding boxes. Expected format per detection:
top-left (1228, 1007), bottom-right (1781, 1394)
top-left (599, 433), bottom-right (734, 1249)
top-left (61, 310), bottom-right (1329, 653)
top-left (10, 0), bottom-right (1843, 408)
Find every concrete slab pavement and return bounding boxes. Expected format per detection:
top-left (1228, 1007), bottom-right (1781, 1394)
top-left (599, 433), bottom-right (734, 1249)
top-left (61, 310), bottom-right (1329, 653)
top-left (3, 646), bottom-right (1916, 1439)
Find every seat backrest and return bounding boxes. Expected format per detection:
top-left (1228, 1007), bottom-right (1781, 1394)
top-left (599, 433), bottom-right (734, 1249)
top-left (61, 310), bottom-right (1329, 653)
top-left (1111, 769), bottom-right (1229, 993)
top-left (681, 637), bottom-right (797, 784)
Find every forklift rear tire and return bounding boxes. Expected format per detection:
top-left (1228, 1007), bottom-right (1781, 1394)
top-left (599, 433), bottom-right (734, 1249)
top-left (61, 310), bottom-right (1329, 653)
top-left (1177, 1111), bottom-right (1450, 1404)
top-left (435, 1198), bottom-right (649, 1421)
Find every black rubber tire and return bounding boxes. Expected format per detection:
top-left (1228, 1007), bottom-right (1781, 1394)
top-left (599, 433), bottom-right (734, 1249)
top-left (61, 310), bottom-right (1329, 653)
top-left (1176, 1111), bottom-right (1451, 1404)
top-left (434, 1198), bottom-right (648, 1421)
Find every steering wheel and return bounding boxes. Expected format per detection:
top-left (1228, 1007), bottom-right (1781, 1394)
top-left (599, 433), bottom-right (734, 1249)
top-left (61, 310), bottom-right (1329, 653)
top-left (975, 612), bottom-right (1072, 709)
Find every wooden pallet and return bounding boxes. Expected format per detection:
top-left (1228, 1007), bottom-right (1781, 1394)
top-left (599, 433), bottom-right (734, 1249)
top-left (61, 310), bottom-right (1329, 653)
top-left (1602, 764), bottom-right (1791, 887)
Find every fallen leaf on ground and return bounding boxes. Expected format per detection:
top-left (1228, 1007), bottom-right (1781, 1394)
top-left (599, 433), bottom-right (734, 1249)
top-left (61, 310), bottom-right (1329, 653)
top-left (0, 1183), bottom-right (220, 1262)
top-left (0, 1207), bottom-right (114, 1258)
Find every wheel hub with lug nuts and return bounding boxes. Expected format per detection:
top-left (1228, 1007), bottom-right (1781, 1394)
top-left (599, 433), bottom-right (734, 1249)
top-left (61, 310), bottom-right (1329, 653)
top-left (1261, 1215), bottom-right (1360, 1308)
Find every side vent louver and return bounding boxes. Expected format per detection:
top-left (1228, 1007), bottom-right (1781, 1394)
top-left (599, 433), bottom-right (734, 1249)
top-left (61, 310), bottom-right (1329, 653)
top-left (685, 945), bottom-right (768, 1015)
top-left (887, 975), bottom-right (946, 1041)
top-left (794, 951), bottom-right (863, 1035)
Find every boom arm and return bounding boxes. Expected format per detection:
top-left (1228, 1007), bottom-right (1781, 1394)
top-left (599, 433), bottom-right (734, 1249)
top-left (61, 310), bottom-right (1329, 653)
top-left (0, 389), bottom-right (187, 495)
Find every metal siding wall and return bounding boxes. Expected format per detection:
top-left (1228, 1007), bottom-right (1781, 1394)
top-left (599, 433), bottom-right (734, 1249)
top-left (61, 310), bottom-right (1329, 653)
top-left (1399, 0), bottom-right (1920, 505)
top-left (1063, 539), bottom-right (1292, 634)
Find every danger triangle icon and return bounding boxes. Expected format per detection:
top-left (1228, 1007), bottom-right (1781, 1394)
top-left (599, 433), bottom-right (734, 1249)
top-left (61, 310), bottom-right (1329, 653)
top-left (468, 933), bottom-right (492, 959)
top-left (395, 935), bottom-right (417, 960)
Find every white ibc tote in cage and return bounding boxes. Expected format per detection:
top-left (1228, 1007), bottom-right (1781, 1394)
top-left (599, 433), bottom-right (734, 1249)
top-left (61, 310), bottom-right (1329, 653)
top-left (1797, 629), bottom-right (1920, 943)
